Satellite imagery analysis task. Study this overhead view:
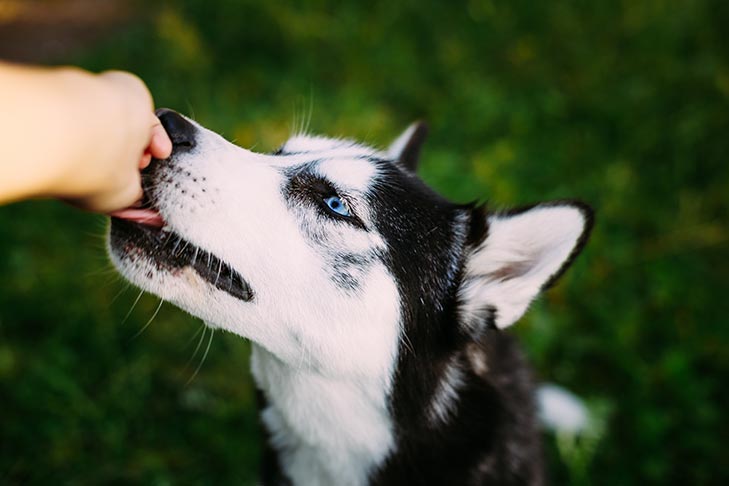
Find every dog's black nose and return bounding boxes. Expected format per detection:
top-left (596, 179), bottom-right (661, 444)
top-left (156, 108), bottom-right (196, 151)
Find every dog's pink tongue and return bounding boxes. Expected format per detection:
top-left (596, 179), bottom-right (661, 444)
top-left (110, 208), bottom-right (165, 228)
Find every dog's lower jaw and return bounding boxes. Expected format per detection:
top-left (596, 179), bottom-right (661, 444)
top-left (251, 345), bottom-right (395, 486)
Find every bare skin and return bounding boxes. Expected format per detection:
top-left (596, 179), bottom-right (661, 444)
top-left (0, 62), bottom-right (172, 213)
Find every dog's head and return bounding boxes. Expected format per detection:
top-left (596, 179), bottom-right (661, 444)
top-left (109, 110), bottom-right (592, 384)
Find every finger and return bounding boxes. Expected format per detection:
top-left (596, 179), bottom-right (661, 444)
top-left (139, 152), bottom-right (152, 169)
top-left (149, 119), bottom-right (172, 159)
top-left (67, 181), bottom-right (143, 214)
top-left (103, 172), bottom-right (145, 213)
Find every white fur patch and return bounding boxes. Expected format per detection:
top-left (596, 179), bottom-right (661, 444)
top-left (537, 384), bottom-right (589, 434)
top-left (459, 205), bottom-right (587, 329)
top-left (316, 157), bottom-right (379, 195)
top-left (253, 347), bottom-right (396, 486)
top-left (426, 357), bottom-right (466, 425)
top-left (283, 135), bottom-right (378, 159)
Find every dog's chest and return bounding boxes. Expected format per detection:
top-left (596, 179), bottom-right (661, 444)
top-left (251, 346), bottom-right (395, 486)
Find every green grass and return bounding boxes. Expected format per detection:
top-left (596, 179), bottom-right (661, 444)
top-left (1, 0), bottom-right (727, 484)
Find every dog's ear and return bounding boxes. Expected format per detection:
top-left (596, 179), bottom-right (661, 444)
top-left (459, 202), bottom-right (593, 332)
top-left (387, 121), bottom-right (429, 171)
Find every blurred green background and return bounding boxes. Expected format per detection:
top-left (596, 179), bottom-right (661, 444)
top-left (1, 0), bottom-right (727, 484)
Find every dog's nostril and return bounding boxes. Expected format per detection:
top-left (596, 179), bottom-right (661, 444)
top-left (156, 108), bottom-right (197, 150)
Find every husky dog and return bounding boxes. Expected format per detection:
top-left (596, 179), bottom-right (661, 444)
top-left (109, 109), bottom-right (593, 486)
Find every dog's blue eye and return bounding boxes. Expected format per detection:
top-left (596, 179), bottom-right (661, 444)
top-left (324, 196), bottom-right (350, 217)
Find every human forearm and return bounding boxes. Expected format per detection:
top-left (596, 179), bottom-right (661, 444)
top-left (0, 64), bottom-right (108, 202)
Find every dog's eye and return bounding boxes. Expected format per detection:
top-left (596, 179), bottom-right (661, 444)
top-left (323, 195), bottom-right (351, 217)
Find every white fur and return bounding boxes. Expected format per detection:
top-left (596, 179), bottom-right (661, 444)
top-left (283, 135), bottom-right (378, 160)
top-left (253, 347), bottom-right (395, 486)
top-left (316, 158), bottom-right (379, 197)
top-left (460, 205), bottom-right (587, 329)
top-left (537, 384), bottom-right (589, 434)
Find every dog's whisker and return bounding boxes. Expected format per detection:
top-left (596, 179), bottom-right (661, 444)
top-left (177, 240), bottom-right (189, 257)
top-left (292, 103), bottom-right (298, 137)
top-left (185, 99), bottom-right (196, 120)
top-left (185, 325), bottom-right (207, 368)
top-left (303, 91), bottom-right (314, 135)
top-left (122, 289), bottom-right (145, 324)
top-left (109, 282), bottom-right (131, 305)
top-left (187, 328), bottom-right (214, 385)
top-left (131, 298), bottom-right (164, 340)
top-left (170, 236), bottom-right (182, 255)
top-left (401, 332), bottom-right (416, 358)
top-left (214, 259), bottom-right (223, 286)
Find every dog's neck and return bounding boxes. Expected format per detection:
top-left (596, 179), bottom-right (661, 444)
top-left (250, 344), bottom-right (395, 486)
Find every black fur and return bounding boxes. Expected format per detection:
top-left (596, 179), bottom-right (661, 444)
top-left (330, 251), bottom-right (377, 292)
top-left (367, 163), bottom-right (544, 485)
top-left (396, 121), bottom-right (429, 171)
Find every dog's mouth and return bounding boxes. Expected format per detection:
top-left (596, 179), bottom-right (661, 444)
top-left (110, 208), bottom-right (254, 302)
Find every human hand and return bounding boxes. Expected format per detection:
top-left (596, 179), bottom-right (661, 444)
top-left (0, 64), bottom-right (172, 212)
top-left (58, 70), bottom-right (172, 213)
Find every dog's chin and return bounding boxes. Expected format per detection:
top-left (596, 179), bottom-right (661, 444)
top-left (109, 216), bottom-right (254, 302)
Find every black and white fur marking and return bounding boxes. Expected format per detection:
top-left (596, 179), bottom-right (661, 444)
top-left (108, 110), bottom-right (593, 486)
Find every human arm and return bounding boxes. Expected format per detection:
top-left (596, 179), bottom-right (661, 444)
top-left (0, 62), bottom-right (171, 212)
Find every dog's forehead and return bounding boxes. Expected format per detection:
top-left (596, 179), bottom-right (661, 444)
top-left (277, 134), bottom-right (386, 192)
top-left (313, 158), bottom-right (380, 192)
top-left (281, 134), bottom-right (377, 157)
